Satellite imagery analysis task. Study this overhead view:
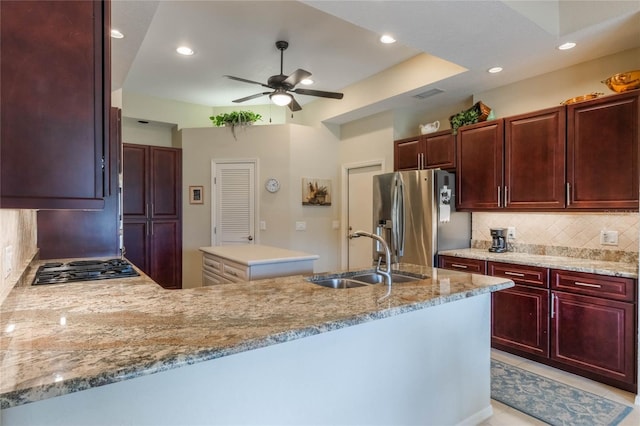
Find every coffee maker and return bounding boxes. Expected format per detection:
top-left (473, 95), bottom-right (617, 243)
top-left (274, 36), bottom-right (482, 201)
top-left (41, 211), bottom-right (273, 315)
top-left (489, 228), bottom-right (507, 253)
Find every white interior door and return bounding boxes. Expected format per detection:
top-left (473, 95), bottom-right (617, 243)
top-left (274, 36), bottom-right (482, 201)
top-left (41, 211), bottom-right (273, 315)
top-left (212, 160), bottom-right (257, 245)
top-left (347, 163), bottom-right (383, 269)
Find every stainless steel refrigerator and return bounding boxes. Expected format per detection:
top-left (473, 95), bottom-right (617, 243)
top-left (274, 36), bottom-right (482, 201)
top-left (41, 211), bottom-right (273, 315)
top-left (372, 169), bottom-right (470, 267)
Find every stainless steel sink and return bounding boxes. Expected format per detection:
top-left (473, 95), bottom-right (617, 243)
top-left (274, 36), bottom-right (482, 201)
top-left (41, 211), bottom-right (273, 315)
top-left (309, 278), bottom-right (368, 289)
top-left (307, 271), bottom-right (426, 289)
top-left (349, 272), bottom-right (422, 284)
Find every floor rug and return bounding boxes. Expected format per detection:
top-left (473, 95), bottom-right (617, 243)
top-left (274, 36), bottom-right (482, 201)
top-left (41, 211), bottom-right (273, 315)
top-left (491, 359), bottom-right (632, 426)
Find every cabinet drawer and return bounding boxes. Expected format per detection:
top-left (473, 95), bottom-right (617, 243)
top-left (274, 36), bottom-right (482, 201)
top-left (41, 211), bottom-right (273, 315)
top-left (488, 261), bottom-right (549, 288)
top-left (203, 270), bottom-right (231, 286)
top-left (203, 255), bottom-right (223, 274)
top-left (223, 261), bottom-right (249, 282)
top-left (438, 255), bottom-right (486, 274)
top-left (551, 269), bottom-right (636, 302)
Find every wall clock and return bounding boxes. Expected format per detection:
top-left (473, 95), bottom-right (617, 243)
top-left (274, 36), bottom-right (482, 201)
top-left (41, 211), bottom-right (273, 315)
top-left (265, 178), bottom-right (280, 193)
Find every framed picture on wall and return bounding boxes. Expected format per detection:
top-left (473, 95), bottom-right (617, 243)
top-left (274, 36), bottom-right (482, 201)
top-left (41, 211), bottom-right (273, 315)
top-left (302, 178), bottom-right (331, 206)
top-left (189, 185), bottom-right (204, 204)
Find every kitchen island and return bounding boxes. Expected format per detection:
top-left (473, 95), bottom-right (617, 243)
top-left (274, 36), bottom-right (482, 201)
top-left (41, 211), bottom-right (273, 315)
top-left (1, 260), bottom-right (513, 425)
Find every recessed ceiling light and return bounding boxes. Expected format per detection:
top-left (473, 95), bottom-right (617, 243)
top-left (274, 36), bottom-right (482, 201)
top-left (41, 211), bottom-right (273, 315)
top-left (300, 78), bottom-right (314, 85)
top-left (380, 34), bottom-right (396, 44)
top-left (558, 42), bottom-right (576, 50)
top-left (176, 46), bottom-right (195, 56)
top-left (488, 67), bottom-right (503, 74)
top-left (110, 29), bottom-right (124, 39)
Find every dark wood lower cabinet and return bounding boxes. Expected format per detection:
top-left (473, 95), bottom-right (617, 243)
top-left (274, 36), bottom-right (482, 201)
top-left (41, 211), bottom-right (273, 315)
top-left (438, 255), bottom-right (637, 392)
top-left (492, 285), bottom-right (549, 359)
top-left (551, 291), bottom-right (635, 388)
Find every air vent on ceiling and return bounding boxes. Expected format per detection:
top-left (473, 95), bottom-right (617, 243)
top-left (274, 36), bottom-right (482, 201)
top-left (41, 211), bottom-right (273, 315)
top-left (413, 88), bottom-right (444, 99)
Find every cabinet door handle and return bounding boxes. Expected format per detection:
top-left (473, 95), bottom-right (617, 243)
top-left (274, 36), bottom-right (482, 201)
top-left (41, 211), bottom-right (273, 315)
top-left (574, 281), bottom-right (602, 289)
top-left (497, 186), bottom-right (501, 207)
top-left (504, 271), bottom-right (525, 277)
top-left (451, 263), bottom-right (468, 269)
top-left (551, 293), bottom-right (556, 318)
top-left (504, 186), bottom-right (508, 207)
top-left (566, 182), bottom-right (571, 206)
top-left (417, 154), bottom-right (421, 169)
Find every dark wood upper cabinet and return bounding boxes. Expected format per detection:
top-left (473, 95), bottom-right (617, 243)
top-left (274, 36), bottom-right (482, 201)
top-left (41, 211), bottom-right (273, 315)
top-left (504, 106), bottom-right (566, 209)
top-left (456, 119), bottom-right (504, 210)
top-left (394, 130), bottom-right (455, 171)
top-left (566, 91), bottom-right (639, 210)
top-left (0, 0), bottom-right (110, 209)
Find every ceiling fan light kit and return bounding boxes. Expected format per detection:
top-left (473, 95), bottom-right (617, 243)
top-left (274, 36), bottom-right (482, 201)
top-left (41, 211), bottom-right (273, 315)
top-left (225, 40), bottom-right (344, 111)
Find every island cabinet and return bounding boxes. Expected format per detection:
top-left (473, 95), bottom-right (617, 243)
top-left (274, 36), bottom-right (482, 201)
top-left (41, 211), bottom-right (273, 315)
top-left (550, 269), bottom-right (637, 391)
top-left (394, 130), bottom-right (456, 171)
top-left (0, 0), bottom-right (111, 209)
top-left (487, 261), bottom-right (550, 360)
top-left (456, 106), bottom-right (566, 211)
top-left (123, 144), bottom-right (182, 289)
top-left (566, 91), bottom-right (639, 210)
top-left (200, 245), bottom-right (318, 286)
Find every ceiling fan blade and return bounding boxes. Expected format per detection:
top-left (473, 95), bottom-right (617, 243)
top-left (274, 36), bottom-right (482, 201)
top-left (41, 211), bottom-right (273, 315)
top-left (225, 75), bottom-right (270, 88)
top-left (288, 96), bottom-right (302, 112)
top-left (232, 92), bottom-right (271, 103)
top-left (283, 69), bottom-right (312, 87)
top-left (293, 88), bottom-right (344, 99)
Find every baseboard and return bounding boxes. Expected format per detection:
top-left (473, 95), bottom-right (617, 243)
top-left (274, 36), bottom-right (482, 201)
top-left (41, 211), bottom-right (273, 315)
top-left (456, 405), bottom-right (493, 426)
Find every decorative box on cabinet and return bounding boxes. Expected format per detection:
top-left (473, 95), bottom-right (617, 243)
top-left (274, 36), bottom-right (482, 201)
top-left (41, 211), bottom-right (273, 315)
top-left (394, 130), bottom-right (456, 171)
top-left (123, 144), bottom-right (182, 289)
top-left (488, 261), bottom-right (550, 360)
top-left (550, 269), bottom-right (636, 391)
top-left (1, 0), bottom-right (111, 209)
top-left (566, 91), bottom-right (639, 210)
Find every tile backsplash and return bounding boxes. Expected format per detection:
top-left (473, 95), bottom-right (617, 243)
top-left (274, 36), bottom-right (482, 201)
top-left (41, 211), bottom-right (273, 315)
top-left (472, 212), bottom-right (639, 262)
top-left (0, 209), bottom-right (38, 304)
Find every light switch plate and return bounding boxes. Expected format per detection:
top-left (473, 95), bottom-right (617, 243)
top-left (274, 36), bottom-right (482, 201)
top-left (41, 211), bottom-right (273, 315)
top-left (295, 221), bottom-right (306, 231)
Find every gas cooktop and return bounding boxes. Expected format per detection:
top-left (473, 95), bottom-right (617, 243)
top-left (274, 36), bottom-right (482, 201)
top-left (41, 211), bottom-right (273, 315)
top-left (32, 258), bottom-right (139, 285)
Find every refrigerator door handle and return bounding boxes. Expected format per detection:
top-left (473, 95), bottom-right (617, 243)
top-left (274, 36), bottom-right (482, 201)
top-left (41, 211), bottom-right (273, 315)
top-left (393, 175), bottom-right (405, 258)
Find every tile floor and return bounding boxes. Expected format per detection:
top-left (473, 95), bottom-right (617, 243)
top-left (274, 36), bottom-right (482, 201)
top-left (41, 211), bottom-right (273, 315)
top-left (482, 349), bottom-right (640, 426)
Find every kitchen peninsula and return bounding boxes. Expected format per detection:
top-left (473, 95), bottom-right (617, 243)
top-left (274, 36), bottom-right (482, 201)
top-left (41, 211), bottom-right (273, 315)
top-left (0, 261), bottom-right (513, 425)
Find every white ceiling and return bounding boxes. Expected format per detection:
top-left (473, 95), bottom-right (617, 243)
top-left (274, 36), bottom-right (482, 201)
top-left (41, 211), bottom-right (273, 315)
top-left (112, 0), bottom-right (640, 124)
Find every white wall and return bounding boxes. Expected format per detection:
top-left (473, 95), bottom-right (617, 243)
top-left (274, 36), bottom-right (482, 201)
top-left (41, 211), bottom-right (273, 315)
top-left (122, 118), bottom-right (175, 147)
top-left (180, 123), bottom-right (341, 288)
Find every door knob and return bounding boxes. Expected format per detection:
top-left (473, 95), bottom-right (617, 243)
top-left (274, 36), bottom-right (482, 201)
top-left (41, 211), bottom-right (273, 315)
top-left (248, 235), bottom-right (253, 241)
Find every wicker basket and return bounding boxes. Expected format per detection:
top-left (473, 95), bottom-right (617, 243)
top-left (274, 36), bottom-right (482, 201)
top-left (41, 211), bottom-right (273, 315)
top-left (475, 101), bottom-right (491, 122)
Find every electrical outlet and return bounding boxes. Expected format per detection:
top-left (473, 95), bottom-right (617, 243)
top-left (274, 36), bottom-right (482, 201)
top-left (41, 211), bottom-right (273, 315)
top-left (507, 227), bottom-right (516, 239)
top-left (4, 245), bottom-right (13, 279)
top-left (600, 230), bottom-right (619, 246)
top-left (260, 221), bottom-right (267, 230)
top-left (295, 221), bottom-right (306, 231)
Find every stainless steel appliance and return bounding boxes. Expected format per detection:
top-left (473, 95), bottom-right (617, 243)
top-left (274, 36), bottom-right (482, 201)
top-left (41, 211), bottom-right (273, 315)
top-left (372, 170), bottom-right (470, 267)
top-left (489, 228), bottom-right (507, 253)
top-left (32, 259), bottom-right (139, 285)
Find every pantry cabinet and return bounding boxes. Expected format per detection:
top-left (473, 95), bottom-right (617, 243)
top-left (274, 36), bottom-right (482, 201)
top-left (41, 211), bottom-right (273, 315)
top-left (394, 130), bottom-right (456, 171)
top-left (123, 144), bottom-right (182, 289)
top-left (566, 91), bottom-right (638, 209)
top-left (0, 0), bottom-right (110, 209)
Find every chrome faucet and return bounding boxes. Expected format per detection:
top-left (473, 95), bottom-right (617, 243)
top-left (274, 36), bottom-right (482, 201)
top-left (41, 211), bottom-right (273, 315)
top-left (348, 230), bottom-right (392, 286)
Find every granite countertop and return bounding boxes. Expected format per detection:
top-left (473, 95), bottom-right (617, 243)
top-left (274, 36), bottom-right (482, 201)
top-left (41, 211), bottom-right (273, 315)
top-left (199, 245), bottom-right (319, 265)
top-left (0, 260), bottom-right (512, 409)
top-left (438, 248), bottom-right (638, 279)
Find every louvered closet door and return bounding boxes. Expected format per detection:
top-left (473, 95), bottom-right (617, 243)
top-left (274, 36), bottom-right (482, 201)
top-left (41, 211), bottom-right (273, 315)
top-left (213, 162), bottom-right (256, 245)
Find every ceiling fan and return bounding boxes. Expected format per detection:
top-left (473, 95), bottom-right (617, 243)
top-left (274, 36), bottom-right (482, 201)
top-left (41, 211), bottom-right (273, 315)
top-left (224, 41), bottom-right (344, 112)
